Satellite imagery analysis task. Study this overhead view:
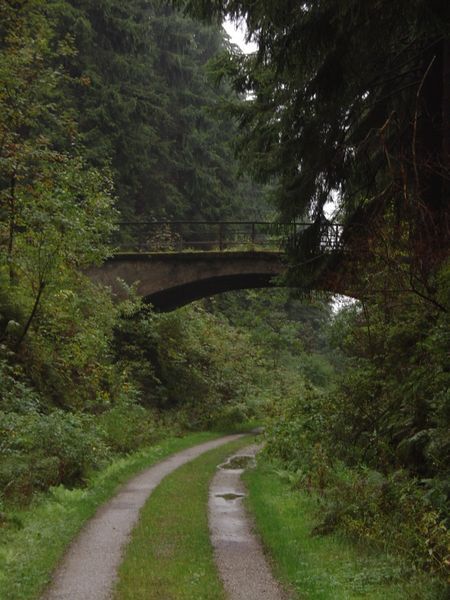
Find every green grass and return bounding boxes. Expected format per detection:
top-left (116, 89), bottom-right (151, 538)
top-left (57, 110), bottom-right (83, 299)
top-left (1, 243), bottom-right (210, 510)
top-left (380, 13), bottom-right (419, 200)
top-left (0, 431), bottom-right (225, 600)
top-left (244, 460), bottom-right (446, 600)
top-left (114, 435), bottom-right (253, 600)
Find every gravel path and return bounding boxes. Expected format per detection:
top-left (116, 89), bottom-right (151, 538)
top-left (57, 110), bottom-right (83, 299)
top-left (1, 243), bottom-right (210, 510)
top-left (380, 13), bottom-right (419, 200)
top-left (42, 434), bottom-right (244, 600)
top-left (209, 445), bottom-right (287, 600)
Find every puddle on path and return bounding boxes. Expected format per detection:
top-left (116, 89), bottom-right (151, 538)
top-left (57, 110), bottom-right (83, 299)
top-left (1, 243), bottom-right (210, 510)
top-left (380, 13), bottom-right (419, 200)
top-left (219, 455), bottom-right (255, 470)
top-left (209, 444), bottom-right (286, 599)
top-left (215, 492), bottom-right (245, 501)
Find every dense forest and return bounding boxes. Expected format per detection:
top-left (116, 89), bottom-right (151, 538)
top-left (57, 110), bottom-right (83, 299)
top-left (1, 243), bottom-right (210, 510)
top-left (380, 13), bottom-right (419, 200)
top-left (0, 0), bottom-right (276, 507)
top-left (0, 0), bottom-right (449, 597)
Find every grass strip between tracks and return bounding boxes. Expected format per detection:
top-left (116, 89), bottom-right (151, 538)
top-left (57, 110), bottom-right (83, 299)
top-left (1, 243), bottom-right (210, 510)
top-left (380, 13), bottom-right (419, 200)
top-left (243, 460), bottom-right (447, 600)
top-left (0, 431), bottom-right (227, 600)
top-left (114, 435), bottom-right (253, 600)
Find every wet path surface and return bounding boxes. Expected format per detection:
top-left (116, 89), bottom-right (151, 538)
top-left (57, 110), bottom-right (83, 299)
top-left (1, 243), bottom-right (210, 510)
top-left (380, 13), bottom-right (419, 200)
top-left (209, 445), bottom-right (287, 600)
top-left (42, 434), bottom-right (244, 600)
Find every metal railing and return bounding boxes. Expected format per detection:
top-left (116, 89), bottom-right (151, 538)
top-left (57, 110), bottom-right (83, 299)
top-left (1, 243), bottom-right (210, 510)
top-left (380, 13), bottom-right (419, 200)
top-left (113, 221), bottom-right (343, 253)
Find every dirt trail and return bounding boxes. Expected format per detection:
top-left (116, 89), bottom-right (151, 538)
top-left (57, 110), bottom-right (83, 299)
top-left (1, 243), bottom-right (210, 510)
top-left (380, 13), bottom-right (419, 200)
top-left (42, 434), bottom-right (244, 600)
top-left (209, 445), bottom-right (287, 600)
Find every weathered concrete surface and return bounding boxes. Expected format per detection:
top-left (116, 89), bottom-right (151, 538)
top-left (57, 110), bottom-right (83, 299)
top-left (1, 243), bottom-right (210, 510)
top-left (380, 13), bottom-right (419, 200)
top-left (209, 445), bottom-right (288, 600)
top-left (42, 434), bottom-right (244, 600)
top-left (87, 251), bottom-right (285, 310)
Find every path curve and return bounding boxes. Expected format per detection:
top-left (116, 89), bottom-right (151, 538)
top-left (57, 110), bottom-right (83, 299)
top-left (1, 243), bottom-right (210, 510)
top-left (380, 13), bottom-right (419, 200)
top-left (209, 445), bottom-right (287, 600)
top-left (43, 434), bottom-right (244, 600)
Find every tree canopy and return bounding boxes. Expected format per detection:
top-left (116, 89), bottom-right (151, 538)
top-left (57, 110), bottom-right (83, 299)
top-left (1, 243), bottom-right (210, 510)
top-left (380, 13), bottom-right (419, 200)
top-left (53, 0), bottom-right (267, 220)
top-left (184, 1), bottom-right (450, 282)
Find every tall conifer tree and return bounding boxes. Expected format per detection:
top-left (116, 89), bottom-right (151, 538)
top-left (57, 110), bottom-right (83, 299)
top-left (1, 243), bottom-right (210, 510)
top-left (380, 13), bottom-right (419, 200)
top-left (184, 1), bottom-right (450, 284)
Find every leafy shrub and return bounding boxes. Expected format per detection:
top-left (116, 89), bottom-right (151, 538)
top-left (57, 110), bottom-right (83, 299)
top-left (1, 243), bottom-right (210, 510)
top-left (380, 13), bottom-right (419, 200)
top-left (265, 381), bottom-right (328, 475)
top-left (314, 466), bottom-right (450, 576)
top-left (113, 301), bottom-right (263, 429)
top-left (0, 357), bottom-right (41, 414)
top-left (264, 270), bottom-right (450, 578)
top-left (209, 403), bottom-right (250, 431)
top-left (98, 399), bottom-right (161, 453)
top-left (0, 410), bottom-right (109, 502)
top-left (299, 353), bottom-right (335, 388)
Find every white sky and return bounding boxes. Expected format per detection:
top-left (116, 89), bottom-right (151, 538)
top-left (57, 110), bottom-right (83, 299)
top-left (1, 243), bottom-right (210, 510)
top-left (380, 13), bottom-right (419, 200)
top-left (223, 18), bottom-right (258, 54)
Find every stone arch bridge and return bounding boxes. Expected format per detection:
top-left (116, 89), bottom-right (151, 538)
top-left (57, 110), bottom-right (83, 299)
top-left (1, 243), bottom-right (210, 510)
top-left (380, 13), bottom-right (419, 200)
top-left (87, 221), bottom-right (343, 311)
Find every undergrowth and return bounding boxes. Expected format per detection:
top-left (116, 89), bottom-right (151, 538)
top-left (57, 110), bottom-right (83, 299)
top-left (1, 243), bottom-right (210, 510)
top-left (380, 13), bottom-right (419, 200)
top-left (244, 460), bottom-right (447, 599)
top-left (0, 431), bottom-right (222, 600)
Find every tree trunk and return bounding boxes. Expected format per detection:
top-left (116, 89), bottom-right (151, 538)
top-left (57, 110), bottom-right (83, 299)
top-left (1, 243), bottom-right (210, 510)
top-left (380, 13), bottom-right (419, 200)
top-left (8, 172), bottom-right (16, 284)
top-left (15, 281), bottom-right (45, 350)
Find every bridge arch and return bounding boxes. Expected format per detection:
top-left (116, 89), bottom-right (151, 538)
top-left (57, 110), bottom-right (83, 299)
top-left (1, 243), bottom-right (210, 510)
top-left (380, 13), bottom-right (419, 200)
top-left (88, 251), bottom-right (286, 311)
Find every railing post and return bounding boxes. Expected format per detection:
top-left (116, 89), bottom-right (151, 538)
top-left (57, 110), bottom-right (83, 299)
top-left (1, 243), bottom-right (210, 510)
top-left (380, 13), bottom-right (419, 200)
top-left (251, 222), bottom-right (255, 248)
top-left (219, 222), bottom-right (224, 251)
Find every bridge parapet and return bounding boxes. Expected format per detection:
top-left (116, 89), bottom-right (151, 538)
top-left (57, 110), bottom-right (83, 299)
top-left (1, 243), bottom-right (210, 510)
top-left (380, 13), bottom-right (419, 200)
top-left (114, 220), bottom-right (342, 254)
